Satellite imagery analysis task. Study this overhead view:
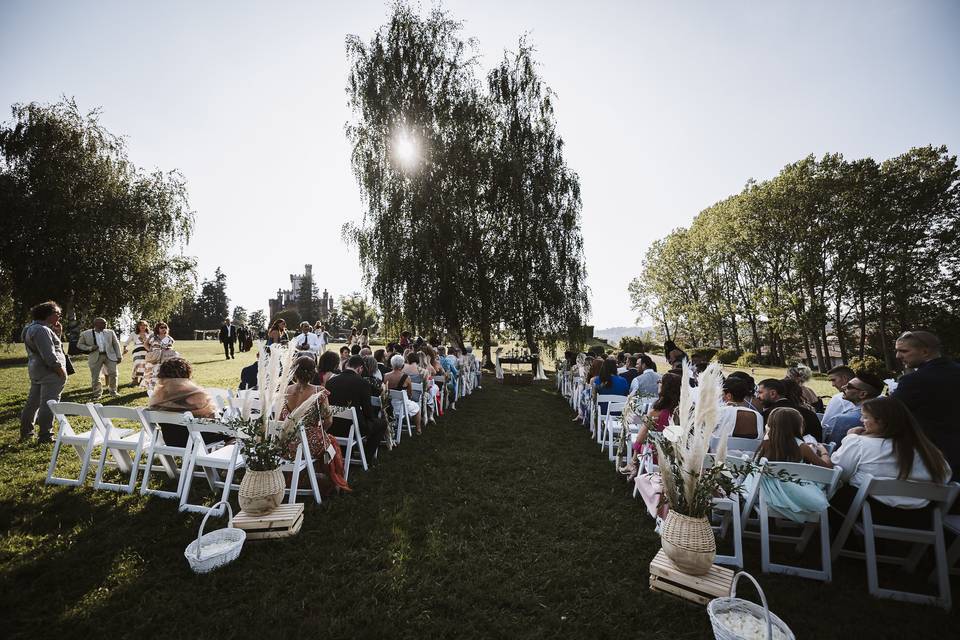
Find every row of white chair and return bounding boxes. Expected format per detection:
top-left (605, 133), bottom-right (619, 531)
top-left (555, 369), bottom-right (960, 610)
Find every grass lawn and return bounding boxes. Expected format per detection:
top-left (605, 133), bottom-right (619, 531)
top-left (0, 341), bottom-right (957, 638)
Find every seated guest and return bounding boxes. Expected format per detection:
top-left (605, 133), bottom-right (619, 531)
top-left (830, 396), bottom-right (951, 524)
top-left (374, 348), bottom-right (389, 376)
top-left (892, 331), bottom-right (960, 481)
top-left (239, 357), bottom-right (258, 390)
top-left (384, 354), bottom-right (422, 435)
top-left (743, 407), bottom-right (833, 523)
top-left (629, 355), bottom-right (660, 397)
top-left (788, 363), bottom-right (824, 412)
top-left (292, 321), bottom-right (322, 355)
top-left (266, 318), bottom-right (288, 346)
top-left (594, 358), bottom-right (629, 397)
top-left (338, 345), bottom-right (351, 370)
top-left (827, 372), bottom-right (885, 445)
top-left (822, 365), bottom-right (857, 433)
top-left (616, 352), bottom-right (628, 375)
top-left (718, 376), bottom-right (763, 438)
top-left (361, 354), bottom-right (383, 395)
top-left (632, 372), bottom-right (681, 460)
top-left (439, 346), bottom-right (460, 409)
top-left (316, 350), bottom-right (341, 386)
top-left (727, 371), bottom-right (759, 411)
top-left (325, 355), bottom-right (388, 462)
top-left (148, 358), bottom-right (221, 448)
top-left (278, 356), bottom-right (350, 495)
top-left (620, 356), bottom-right (640, 384)
top-left (350, 344), bottom-right (361, 356)
top-left (780, 378), bottom-right (824, 443)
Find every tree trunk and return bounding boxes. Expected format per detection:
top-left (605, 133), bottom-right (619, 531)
top-left (729, 313), bottom-right (741, 352)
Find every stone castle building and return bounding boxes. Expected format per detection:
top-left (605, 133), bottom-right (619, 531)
top-left (268, 264), bottom-right (333, 320)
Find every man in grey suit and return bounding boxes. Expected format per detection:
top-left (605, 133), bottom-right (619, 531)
top-left (76, 317), bottom-right (123, 399)
top-left (20, 301), bottom-right (69, 443)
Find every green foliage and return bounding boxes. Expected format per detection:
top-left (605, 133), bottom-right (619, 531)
top-left (232, 305), bottom-right (248, 326)
top-left (0, 98), bottom-right (196, 327)
top-left (338, 292), bottom-right (379, 332)
top-left (736, 351), bottom-right (759, 367)
top-left (714, 348), bottom-right (741, 364)
top-left (618, 336), bottom-right (650, 353)
top-left (849, 355), bottom-right (890, 378)
top-left (587, 345), bottom-right (606, 357)
top-left (248, 309), bottom-right (266, 334)
top-left (630, 146), bottom-right (960, 368)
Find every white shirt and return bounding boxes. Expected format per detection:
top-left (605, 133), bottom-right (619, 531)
top-left (293, 332), bottom-right (321, 353)
top-left (616, 366), bottom-right (627, 374)
top-left (821, 392), bottom-right (855, 431)
top-left (315, 330), bottom-right (328, 348)
top-left (95, 330), bottom-right (108, 353)
top-left (831, 434), bottom-right (948, 508)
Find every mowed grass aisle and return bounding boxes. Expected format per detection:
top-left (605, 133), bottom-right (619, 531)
top-left (1, 345), bottom-right (958, 638)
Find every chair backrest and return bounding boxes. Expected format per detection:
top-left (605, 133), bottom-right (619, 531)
top-left (388, 389), bottom-right (407, 402)
top-left (47, 401), bottom-right (98, 437)
top-left (764, 461), bottom-right (842, 496)
top-left (186, 419), bottom-right (237, 448)
top-left (94, 404), bottom-right (143, 437)
top-left (410, 382), bottom-right (423, 401)
top-left (139, 409), bottom-right (194, 447)
top-left (606, 400), bottom-right (627, 419)
top-left (863, 477), bottom-right (960, 506)
top-left (597, 394), bottom-right (627, 414)
top-left (332, 406), bottom-right (360, 428)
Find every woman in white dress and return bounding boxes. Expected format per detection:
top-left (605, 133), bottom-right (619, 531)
top-left (384, 354), bottom-right (421, 435)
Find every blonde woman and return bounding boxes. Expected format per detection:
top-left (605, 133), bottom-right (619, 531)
top-left (123, 319), bottom-right (151, 385)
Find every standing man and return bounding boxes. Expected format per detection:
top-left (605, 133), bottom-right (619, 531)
top-left (77, 317), bottom-right (122, 399)
top-left (294, 321), bottom-right (321, 355)
top-left (219, 317), bottom-right (237, 360)
top-left (20, 301), bottom-right (69, 443)
top-left (892, 331), bottom-right (960, 480)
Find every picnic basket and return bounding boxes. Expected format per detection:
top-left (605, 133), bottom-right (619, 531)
top-left (184, 500), bottom-right (246, 574)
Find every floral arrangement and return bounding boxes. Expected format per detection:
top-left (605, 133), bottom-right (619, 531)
top-left (646, 361), bottom-right (740, 518)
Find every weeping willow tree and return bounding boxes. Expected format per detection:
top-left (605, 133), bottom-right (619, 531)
top-left (344, 3), bottom-right (493, 348)
top-left (487, 41), bottom-right (590, 352)
top-left (346, 4), bottom-right (588, 356)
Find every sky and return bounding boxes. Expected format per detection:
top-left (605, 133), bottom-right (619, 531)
top-left (2, 0), bottom-right (959, 329)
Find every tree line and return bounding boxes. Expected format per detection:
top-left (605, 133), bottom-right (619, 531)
top-left (343, 3), bottom-right (589, 362)
top-left (630, 146), bottom-right (960, 371)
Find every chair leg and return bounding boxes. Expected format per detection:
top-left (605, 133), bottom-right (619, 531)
top-left (289, 447), bottom-right (302, 504)
top-left (819, 512), bottom-right (832, 582)
top-left (862, 505), bottom-right (880, 596)
top-left (933, 510), bottom-right (952, 610)
top-left (759, 498), bottom-right (771, 574)
top-left (732, 500), bottom-right (743, 569)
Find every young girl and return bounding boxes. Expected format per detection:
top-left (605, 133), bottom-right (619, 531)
top-left (745, 407), bottom-right (833, 523)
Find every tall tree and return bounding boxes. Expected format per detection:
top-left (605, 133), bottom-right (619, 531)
top-left (0, 98), bottom-right (195, 326)
top-left (232, 305), bottom-right (248, 326)
top-left (248, 309), bottom-right (266, 335)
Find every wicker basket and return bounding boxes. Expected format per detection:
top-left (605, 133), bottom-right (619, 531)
top-left (184, 501), bottom-right (246, 574)
top-left (660, 511), bottom-right (716, 575)
top-left (708, 572), bottom-right (795, 640)
top-left (239, 467), bottom-right (285, 516)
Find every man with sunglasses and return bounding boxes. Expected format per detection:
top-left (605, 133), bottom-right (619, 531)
top-left (825, 372), bottom-right (884, 445)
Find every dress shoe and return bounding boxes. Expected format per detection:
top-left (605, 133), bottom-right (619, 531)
top-left (36, 435), bottom-right (56, 445)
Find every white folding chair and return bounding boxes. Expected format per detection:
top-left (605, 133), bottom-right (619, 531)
top-left (596, 394), bottom-right (627, 447)
top-left (281, 422), bottom-right (322, 505)
top-left (92, 404), bottom-right (147, 493)
top-left (410, 381), bottom-right (426, 425)
top-left (705, 453), bottom-right (751, 569)
top-left (742, 461), bottom-right (841, 582)
top-left (831, 475), bottom-right (959, 609)
top-left (333, 406), bottom-right (368, 482)
top-left (711, 411), bottom-right (764, 455)
top-left (434, 374), bottom-right (447, 413)
top-left (45, 401), bottom-right (104, 487)
top-left (138, 410), bottom-right (197, 499)
top-left (389, 389), bottom-right (414, 444)
top-left (944, 514), bottom-right (960, 577)
top-left (178, 421), bottom-right (241, 515)
top-left (603, 400), bottom-right (628, 461)
top-left (204, 387), bottom-right (232, 413)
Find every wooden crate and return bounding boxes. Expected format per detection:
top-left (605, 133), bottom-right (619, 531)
top-left (233, 503), bottom-right (304, 540)
top-left (649, 549), bottom-right (734, 605)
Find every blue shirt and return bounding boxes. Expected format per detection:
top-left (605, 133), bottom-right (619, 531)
top-left (594, 375), bottom-right (630, 397)
top-left (827, 408), bottom-right (862, 446)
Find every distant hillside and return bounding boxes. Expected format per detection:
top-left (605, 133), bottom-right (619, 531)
top-left (594, 326), bottom-right (652, 345)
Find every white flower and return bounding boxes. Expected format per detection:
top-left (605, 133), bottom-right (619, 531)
top-left (662, 423), bottom-right (682, 442)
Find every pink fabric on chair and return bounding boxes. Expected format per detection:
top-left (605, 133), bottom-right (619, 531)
top-left (635, 472), bottom-right (669, 520)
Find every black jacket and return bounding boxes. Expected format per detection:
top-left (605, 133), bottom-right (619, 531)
top-left (325, 369), bottom-right (375, 424)
top-left (219, 324), bottom-right (236, 343)
top-left (892, 357), bottom-right (960, 480)
top-left (239, 362), bottom-right (258, 390)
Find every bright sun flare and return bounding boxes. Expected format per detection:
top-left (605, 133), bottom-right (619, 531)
top-left (395, 134), bottom-right (417, 166)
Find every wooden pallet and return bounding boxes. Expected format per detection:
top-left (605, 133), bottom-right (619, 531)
top-left (649, 549), bottom-right (734, 605)
top-left (233, 503), bottom-right (304, 540)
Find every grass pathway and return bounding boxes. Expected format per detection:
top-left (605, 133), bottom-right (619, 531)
top-left (2, 359), bottom-right (958, 637)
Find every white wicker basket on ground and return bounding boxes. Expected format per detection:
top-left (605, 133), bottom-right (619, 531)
top-left (707, 571), bottom-right (795, 640)
top-left (184, 500), bottom-right (246, 574)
